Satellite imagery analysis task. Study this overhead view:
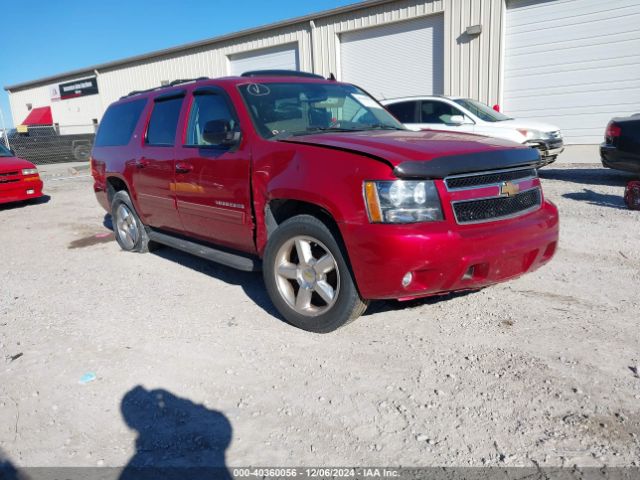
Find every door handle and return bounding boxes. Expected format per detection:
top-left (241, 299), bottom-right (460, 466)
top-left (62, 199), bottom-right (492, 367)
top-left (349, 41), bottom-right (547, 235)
top-left (135, 159), bottom-right (150, 169)
top-left (175, 162), bottom-right (193, 174)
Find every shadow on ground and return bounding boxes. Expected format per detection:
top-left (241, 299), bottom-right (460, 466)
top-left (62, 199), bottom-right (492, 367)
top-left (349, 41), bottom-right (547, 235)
top-left (365, 289), bottom-right (479, 316)
top-left (119, 386), bottom-right (232, 480)
top-left (0, 449), bottom-right (21, 480)
top-left (0, 387), bottom-right (233, 480)
top-left (539, 166), bottom-right (637, 187)
top-left (563, 189), bottom-right (627, 210)
top-left (0, 195), bottom-right (50, 211)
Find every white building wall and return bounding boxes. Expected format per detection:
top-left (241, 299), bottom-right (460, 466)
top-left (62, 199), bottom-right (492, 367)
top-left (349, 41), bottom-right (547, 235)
top-left (313, 0), bottom-right (503, 105)
top-left (7, 0), bottom-right (506, 126)
top-left (8, 74), bottom-right (102, 132)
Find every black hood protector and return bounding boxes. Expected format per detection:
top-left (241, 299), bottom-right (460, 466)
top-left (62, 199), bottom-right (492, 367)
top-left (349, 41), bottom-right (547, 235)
top-left (394, 147), bottom-right (541, 179)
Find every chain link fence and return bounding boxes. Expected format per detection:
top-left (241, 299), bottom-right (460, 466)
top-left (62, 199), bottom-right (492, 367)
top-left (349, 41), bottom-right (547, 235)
top-left (1, 124), bottom-right (96, 165)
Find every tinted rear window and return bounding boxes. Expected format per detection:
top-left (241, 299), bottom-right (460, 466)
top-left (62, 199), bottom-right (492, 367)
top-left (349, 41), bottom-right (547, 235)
top-left (386, 101), bottom-right (417, 123)
top-left (146, 97), bottom-right (184, 146)
top-left (95, 99), bottom-right (147, 147)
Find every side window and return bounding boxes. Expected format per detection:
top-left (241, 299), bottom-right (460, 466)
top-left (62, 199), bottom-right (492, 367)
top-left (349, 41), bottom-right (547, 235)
top-left (186, 93), bottom-right (235, 146)
top-left (146, 96), bottom-right (184, 146)
top-left (95, 99), bottom-right (147, 147)
top-left (386, 101), bottom-right (418, 123)
top-left (420, 101), bottom-right (464, 124)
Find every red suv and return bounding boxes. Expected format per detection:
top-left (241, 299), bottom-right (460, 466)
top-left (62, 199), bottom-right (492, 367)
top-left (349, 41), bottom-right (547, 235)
top-left (0, 144), bottom-right (43, 205)
top-left (91, 72), bottom-right (559, 332)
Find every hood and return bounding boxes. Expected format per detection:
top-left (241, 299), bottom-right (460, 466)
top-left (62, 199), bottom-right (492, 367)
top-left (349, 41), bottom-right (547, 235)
top-left (0, 155), bottom-right (37, 172)
top-left (281, 129), bottom-right (534, 167)
top-left (493, 118), bottom-right (561, 133)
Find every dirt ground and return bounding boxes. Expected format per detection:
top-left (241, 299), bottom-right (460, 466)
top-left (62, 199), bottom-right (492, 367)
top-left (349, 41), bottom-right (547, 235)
top-left (0, 163), bottom-right (639, 470)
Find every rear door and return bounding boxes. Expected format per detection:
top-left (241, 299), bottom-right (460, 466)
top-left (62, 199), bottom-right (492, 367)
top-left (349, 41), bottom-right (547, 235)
top-left (385, 101), bottom-right (421, 130)
top-left (173, 86), bottom-right (255, 254)
top-left (131, 92), bottom-right (185, 232)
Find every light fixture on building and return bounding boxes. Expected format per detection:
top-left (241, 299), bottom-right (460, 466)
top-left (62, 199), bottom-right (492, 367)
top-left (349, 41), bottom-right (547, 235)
top-left (465, 24), bottom-right (482, 36)
top-left (26, 103), bottom-right (33, 111)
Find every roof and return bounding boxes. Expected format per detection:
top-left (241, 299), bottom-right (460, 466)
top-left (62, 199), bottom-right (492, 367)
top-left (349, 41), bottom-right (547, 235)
top-left (4, 0), bottom-right (394, 92)
top-left (380, 95), bottom-right (461, 103)
top-left (117, 74), bottom-right (339, 101)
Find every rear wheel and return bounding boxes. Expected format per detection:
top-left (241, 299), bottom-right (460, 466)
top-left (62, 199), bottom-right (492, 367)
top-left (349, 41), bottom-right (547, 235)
top-left (111, 190), bottom-right (151, 253)
top-left (263, 215), bottom-right (368, 333)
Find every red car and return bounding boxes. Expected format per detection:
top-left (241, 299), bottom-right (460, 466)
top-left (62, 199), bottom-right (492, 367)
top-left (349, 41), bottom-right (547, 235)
top-left (91, 72), bottom-right (559, 332)
top-left (0, 144), bottom-right (43, 205)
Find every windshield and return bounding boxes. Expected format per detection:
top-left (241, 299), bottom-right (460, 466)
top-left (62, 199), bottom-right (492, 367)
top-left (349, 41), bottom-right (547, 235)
top-left (454, 98), bottom-right (512, 122)
top-left (239, 82), bottom-right (405, 139)
top-left (0, 144), bottom-right (13, 157)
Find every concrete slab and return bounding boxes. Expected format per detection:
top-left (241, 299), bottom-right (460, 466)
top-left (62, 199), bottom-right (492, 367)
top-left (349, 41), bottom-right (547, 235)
top-left (556, 144), bottom-right (601, 165)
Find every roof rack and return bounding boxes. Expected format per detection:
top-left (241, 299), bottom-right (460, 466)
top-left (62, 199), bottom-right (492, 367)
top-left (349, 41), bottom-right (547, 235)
top-left (241, 70), bottom-right (324, 79)
top-left (121, 76), bottom-right (209, 99)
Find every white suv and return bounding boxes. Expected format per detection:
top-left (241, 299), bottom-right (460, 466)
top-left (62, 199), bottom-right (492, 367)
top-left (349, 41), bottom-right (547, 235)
top-left (382, 96), bottom-right (564, 166)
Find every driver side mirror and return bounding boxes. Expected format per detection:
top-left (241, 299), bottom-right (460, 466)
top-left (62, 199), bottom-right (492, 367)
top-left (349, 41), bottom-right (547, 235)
top-left (448, 115), bottom-right (468, 126)
top-left (202, 120), bottom-right (241, 146)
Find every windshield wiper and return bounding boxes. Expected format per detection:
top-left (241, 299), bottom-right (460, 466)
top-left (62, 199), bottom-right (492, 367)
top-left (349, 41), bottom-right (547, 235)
top-left (364, 124), bottom-right (405, 131)
top-left (305, 126), bottom-right (363, 133)
top-left (271, 127), bottom-right (358, 140)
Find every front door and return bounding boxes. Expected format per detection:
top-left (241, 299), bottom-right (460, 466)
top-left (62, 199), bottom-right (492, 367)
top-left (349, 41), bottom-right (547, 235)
top-left (131, 93), bottom-right (185, 232)
top-left (174, 87), bottom-right (255, 254)
top-left (414, 100), bottom-right (475, 134)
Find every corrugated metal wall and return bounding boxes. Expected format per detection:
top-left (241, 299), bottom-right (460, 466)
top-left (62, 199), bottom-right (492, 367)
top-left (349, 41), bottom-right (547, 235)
top-left (8, 0), bottom-right (506, 125)
top-left (444, 0), bottom-right (504, 106)
top-left (98, 24), bottom-right (313, 107)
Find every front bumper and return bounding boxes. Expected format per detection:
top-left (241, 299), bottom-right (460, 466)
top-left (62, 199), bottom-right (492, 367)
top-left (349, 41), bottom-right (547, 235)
top-left (0, 177), bottom-right (44, 205)
top-left (340, 200), bottom-right (559, 300)
top-left (526, 139), bottom-right (564, 166)
top-left (600, 144), bottom-right (640, 174)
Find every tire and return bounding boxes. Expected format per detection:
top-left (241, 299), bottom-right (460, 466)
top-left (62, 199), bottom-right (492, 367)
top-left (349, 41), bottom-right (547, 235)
top-left (263, 214), bottom-right (368, 333)
top-left (72, 144), bottom-right (91, 162)
top-left (111, 190), bottom-right (152, 253)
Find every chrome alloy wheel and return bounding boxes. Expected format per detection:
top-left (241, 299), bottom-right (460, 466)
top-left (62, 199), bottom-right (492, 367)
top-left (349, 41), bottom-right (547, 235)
top-left (115, 203), bottom-right (140, 250)
top-left (273, 235), bottom-right (341, 316)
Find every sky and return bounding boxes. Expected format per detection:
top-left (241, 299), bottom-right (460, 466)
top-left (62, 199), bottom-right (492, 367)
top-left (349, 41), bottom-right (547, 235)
top-left (0, 0), bottom-right (357, 127)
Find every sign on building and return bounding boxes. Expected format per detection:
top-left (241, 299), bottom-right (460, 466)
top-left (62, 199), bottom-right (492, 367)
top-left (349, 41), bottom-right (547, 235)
top-left (49, 85), bottom-right (61, 102)
top-left (59, 77), bottom-right (99, 100)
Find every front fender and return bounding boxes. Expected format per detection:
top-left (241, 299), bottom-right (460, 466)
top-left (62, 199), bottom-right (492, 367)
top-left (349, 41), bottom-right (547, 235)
top-left (252, 141), bottom-right (395, 255)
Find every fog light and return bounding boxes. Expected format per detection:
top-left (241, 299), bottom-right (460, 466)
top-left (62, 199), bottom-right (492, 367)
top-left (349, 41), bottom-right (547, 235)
top-left (26, 189), bottom-right (35, 195)
top-left (401, 272), bottom-right (413, 288)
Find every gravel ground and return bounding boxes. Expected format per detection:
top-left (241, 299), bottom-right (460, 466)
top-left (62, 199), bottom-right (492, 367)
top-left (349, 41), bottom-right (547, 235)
top-left (0, 164), bottom-right (639, 470)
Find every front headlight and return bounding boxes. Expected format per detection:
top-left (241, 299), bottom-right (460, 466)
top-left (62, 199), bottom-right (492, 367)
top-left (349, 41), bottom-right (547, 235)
top-left (517, 128), bottom-right (549, 141)
top-left (364, 180), bottom-right (443, 223)
top-left (22, 168), bottom-right (38, 176)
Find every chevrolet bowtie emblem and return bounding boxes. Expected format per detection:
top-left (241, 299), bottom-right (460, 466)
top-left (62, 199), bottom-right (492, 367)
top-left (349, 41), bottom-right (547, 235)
top-left (500, 181), bottom-right (520, 197)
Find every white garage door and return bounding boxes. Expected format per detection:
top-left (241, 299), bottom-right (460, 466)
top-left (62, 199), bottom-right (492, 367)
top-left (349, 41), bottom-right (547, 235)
top-left (503, 0), bottom-right (640, 144)
top-left (229, 44), bottom-right (299, 76)
top-left (340, 15), bottom-right (444, 100)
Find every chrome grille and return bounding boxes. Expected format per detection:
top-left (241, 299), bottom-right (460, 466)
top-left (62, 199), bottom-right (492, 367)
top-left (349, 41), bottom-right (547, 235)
top-left (548, 130), bottom-right (562, 140)
top-left (446, 168), bottom-right (537, 190)
top-left (453, 188), bottom-right (542, 224)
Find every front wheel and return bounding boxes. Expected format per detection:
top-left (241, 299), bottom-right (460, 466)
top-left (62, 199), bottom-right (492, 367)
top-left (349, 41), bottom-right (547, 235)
top-left (263, 215), bottom-right (368, 333)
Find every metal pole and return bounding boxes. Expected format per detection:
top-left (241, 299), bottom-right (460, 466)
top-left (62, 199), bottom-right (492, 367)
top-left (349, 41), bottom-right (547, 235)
top-left (0, 107), bottom-right (8, 149)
